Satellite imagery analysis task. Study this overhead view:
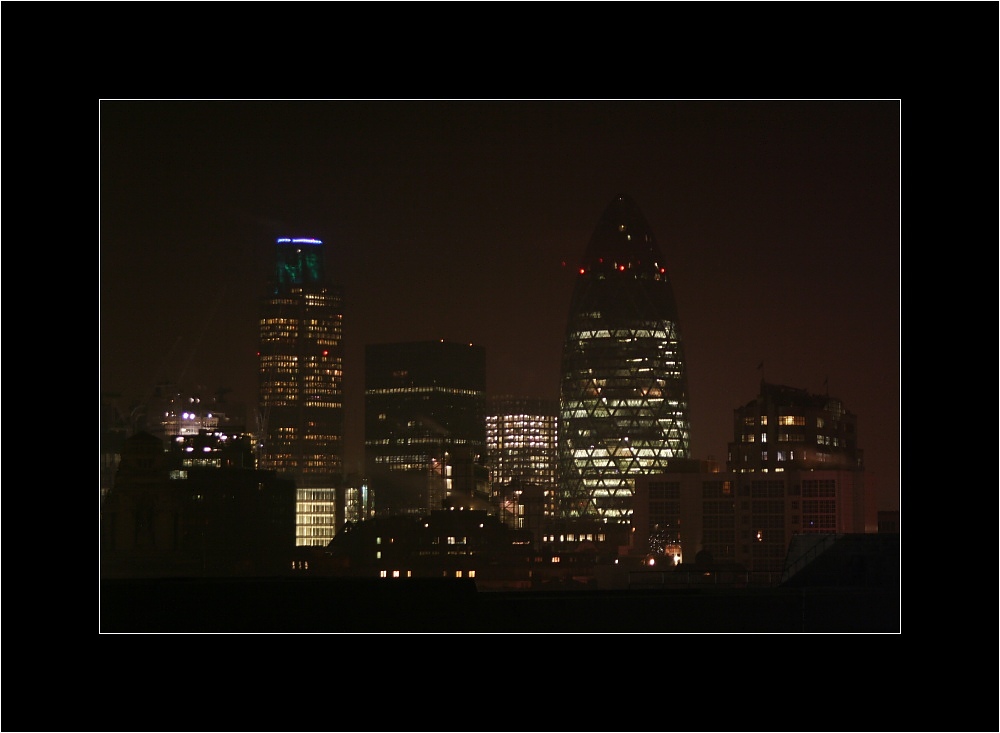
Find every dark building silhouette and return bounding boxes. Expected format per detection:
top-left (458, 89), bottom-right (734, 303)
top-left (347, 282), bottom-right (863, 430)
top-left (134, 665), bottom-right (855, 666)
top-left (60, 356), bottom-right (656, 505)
top-left (323, 508), bottom-right (533, 585)
top-left (101, 391), bottom-right (130, 503)
top-left (258, 236), bottom-right (345, 547)
top-left (101, 430), bottom-right (296, 577)
top-left (558, 195), bottom-right (691, 523)
top-left (877, 510), bottom-right (899, 534)
top-left (365, 340), bottom-right (487, 515)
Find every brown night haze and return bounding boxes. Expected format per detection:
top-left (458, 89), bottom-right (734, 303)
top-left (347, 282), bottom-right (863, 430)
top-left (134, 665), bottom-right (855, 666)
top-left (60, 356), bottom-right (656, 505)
top-left (100, 99), bottom-right (900, 512)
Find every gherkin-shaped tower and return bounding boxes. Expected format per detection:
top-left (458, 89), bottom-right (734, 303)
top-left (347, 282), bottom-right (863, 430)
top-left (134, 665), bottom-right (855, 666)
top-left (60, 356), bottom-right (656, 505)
top-left (558, 195), bottom-right (691, 522)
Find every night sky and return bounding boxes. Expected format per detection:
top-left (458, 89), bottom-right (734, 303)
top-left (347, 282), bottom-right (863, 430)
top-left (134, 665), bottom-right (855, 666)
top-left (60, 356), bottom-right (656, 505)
top-left (100, 100), bottom-right (900, 510)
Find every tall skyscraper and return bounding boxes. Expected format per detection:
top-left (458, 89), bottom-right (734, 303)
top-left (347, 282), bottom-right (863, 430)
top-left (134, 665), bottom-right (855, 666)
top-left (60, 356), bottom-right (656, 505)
top-left (558, 195), bottom-right (691, 523)
top-left (258, 237), bottom-right (344, 547)
top-left (365, 340), bottom-right (486, 516)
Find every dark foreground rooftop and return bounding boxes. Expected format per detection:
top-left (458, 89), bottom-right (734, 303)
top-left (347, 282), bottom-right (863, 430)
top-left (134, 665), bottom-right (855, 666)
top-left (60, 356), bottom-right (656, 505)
top-left (100, 576), bottom-right (899, 633)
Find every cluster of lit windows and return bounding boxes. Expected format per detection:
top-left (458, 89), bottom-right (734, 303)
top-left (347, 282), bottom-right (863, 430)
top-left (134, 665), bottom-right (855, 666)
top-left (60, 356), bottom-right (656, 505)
top-left (299, 489), bottom-right (337, 500)
top-left (296, 487), bottom-right (338, 546)
top-left (261, 370), bottom-right (299, 394)
top-left (777, 432), bottom-right (805, 442)
top-left (304, 399), bottom-right (342, 408)
top-left (260, 355), bottom-right (298, 370)
top-left (486, 409), bottom-right (558, 489)
top-left (778, 415), bottom-right (806, 426)
top-left (296, 513), bottom-right (336, 524)
top-left (302, 433), bottom-right (341, 443)
top-left (260, 319), bottom-right (300, 342)
top-left (182, 458), bottom-right (223, 469)
top-left (302, 460), bottom-right (341, 472)
top-left (303, 373), bottom-right (336, 385)
top-left (542, 532), bottom-right (603, 543)
top-left (569, 327), bottom-right (672, 342)
top-left (492, 437), bottom-right (552, 449)
top-left (260, 378), bottom-right (298, 392)
top-left (429, 536), bottom-right (468, 545)
top-left (367, 386), bottom-right (482, 397)
top-left (303, 292), bottom-right (338, 306)
top-left (374, 456), bottom-right (435, 472)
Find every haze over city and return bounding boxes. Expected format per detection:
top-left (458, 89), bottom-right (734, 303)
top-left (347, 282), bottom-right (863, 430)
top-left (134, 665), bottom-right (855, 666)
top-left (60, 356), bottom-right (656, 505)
top-left (99, 99), bottom-right (900, 510)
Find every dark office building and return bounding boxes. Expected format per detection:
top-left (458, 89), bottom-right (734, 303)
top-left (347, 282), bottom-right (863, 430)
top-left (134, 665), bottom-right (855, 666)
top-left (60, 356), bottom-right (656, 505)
top-left (258, 236), bottom-right (345, 546)
top-left (729, 381), bottom-right (863, 474)
top-left (558, 195), bottom-right (691, 523)
top-left (631, 382), bottom-right (875, 575)
top-left (365, 341), bottom-right (486, 515)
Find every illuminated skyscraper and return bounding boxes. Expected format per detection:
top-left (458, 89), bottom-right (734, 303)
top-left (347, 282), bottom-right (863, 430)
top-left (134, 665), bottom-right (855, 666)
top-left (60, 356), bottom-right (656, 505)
top-left (486, 396), bottom-right (558, 529)
top-left (558, 195), bottom-right (691, 523)
top-left (258, 237), bottom-right (344, 546)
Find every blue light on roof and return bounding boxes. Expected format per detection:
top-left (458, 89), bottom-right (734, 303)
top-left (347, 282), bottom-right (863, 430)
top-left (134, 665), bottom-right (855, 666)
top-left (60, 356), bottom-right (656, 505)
top-left (276, 237), bottom-right (323, 245)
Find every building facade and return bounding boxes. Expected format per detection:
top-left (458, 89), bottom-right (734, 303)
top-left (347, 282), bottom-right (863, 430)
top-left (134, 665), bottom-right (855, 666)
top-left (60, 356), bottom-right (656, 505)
top-left (631, 382), bottom-right (875, 575)
top-left (558, 195), bottom-right (691, 523)
top-left (485, 396), bottom-right (558, 532)
top-left (729, 381), bottom-right (863, 474)
top-left (258, 236), bottom-right (345, 547)
top-left (365, 340), bottom-right (486, 516)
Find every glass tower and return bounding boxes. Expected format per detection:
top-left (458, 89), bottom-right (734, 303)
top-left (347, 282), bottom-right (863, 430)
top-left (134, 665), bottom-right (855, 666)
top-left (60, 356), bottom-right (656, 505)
top-left (558, 195), bottom-right (691, 523)
top-left (258, 237), bottom-right (344, 546)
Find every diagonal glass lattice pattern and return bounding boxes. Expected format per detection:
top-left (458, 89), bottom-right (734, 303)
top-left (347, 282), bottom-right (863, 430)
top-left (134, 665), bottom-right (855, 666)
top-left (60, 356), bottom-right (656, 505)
top-left (558, 196), bottom-right (691, 522)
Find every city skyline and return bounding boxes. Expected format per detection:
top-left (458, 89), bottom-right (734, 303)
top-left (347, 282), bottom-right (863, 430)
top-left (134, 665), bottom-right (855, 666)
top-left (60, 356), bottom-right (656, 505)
top-left (99, 99), bottom-right (900, 510)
